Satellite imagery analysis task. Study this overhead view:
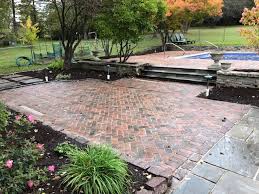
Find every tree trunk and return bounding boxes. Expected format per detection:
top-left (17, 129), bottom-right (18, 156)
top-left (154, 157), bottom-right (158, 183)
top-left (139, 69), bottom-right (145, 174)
top-left (11, 0), bottom-right (17, 36)
top-left (159, 31), bottom-right (168, 52)
top-left (64, 47), bottom-right (73, 70)
top-left (32, 0), bottom-right (37, 24)
top-left (181, 21), bottom-right (191, 33)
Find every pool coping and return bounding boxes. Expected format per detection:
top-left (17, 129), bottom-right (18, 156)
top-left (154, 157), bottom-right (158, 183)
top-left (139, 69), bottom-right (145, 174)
top-left (174, 51), bottom-right (258, 60)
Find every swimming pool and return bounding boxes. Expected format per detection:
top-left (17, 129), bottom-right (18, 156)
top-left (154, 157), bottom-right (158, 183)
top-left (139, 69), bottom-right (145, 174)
top-left (185, 52), bottom-right (259, 61)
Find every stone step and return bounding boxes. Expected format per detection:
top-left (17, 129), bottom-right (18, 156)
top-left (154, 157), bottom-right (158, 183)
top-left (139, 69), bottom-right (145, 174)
top-left (141, 66), bottom-right (217, 84)
top-left (142, 73), bottom-right (211, 84)
top-left (142, 69), bottom-right (216, 77)
top-left (144, 66), bottom-right (216, 75)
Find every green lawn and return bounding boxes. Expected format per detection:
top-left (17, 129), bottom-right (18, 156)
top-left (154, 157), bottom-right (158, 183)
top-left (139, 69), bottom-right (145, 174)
top-left (186, 26), bottom-right (249, 46)
top-left (0, 26), bottom-right (249, 75)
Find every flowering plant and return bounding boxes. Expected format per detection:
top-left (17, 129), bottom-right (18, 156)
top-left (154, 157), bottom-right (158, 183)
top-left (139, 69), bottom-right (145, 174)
top-left (0, 106), bottom-right (47, 193)
top-left (240, 0), bottom-right (259, 50)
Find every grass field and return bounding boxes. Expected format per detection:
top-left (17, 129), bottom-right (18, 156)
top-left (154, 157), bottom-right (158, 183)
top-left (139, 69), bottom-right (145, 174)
top-left (0, 26), bottom-right (250, 75)
top-left (187, 26), bottom-right (249, 46)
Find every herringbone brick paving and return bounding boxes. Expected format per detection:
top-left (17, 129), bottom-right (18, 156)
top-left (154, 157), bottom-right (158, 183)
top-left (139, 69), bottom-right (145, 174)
top-left (0, 78), bottom-right (249, 173)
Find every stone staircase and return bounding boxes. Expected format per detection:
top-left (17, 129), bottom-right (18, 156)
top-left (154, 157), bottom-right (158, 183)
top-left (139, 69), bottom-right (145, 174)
top-left (141, 66), bottom-right (217, 84)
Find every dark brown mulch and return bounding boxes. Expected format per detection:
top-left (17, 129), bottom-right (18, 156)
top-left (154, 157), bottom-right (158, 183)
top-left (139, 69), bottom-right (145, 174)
top-left (198, 86), bottom-right (259, 107)
top-left (19, 69), bottom-right (127, 82)
top-left (22, 122), bottom-right (147, 194)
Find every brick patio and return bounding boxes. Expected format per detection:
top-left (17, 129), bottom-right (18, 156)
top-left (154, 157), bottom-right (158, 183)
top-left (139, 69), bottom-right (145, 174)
top-left (0, 78), bottom-right (250, 175)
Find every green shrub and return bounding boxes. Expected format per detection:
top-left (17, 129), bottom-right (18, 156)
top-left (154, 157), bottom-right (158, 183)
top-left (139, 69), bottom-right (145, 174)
top-left (0, 113), bottom-right (47, 193)
top-left (0, 139), bottom-right (47, 193)
top-left (0, 102), bottom-right (8, 132)
top-left (54, 142), bottom-right (78, 155)
top-left (61, 145), bottom-right (129, 194)
top-left (48, 59), bottom-right (64, 71)
top-left (55, 73), bottom-right (71, 80)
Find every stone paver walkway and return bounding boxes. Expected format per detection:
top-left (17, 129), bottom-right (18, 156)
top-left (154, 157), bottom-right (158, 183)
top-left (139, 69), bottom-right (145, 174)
top-left (0, 74), bottom-right (43, 91)
top-left (0, 79), bottom-right (250, 178)
top-left (170, 108), bottom-right (259, 194)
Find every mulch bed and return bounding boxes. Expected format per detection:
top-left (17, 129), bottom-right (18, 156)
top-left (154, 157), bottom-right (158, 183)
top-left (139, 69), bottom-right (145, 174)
top-left (19, 121), bottom-right (148, 194)
top-left (198, 86), bottom-right (259, 107)
top-left (19, 69), bottom-right (128, 82)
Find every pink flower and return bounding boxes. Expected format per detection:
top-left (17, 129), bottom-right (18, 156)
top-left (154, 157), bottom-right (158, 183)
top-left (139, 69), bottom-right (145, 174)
top-left (27, 180), bottom-right (34, 189)
top-left (27, 114), bottom-right (35, 123)
top-left (36, 143), bottom-right (44, 151)
top-left (15, 115), bottom-right (21, 121)
top-left (48, 165), bottom-right (55, 172)
top-left (5, 160), bottom-right (13, 169)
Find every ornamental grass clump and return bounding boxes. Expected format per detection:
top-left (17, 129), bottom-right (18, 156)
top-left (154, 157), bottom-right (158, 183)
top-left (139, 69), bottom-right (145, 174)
top-left (61, 145), bottom-right (129, 194)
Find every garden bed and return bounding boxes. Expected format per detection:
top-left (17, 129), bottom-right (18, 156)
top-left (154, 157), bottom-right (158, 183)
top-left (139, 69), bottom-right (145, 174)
top-left (198, 86), bottom-right (259, 107)
top-left (1, 109), bottom-right (149, 194)
top-left (19, 68), bottom-right (127, 81)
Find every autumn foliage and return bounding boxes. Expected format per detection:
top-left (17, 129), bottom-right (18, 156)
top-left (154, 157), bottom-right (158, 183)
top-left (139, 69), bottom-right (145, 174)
top-left (240, 0), bottom-right (259, 50)
top-left (165, 0), bottom-right (223, 32)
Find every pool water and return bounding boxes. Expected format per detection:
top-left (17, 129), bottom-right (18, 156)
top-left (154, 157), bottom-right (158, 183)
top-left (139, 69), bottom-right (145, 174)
top-left (188, 52), bottom-right (259, 61)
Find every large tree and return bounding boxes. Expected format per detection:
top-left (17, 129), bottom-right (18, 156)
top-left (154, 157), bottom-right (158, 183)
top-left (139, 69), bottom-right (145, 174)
top-left (18, 0), bottom-right (38, 24)
top-left (223, 0), bottom-right (255, 24)
top-left (52, 0), bottom-right (99, 69)
top-left (166, 0), bottom-right (223, 32)
top-left (157, 0), bottom-right (223, 49)
top-left (0, 0), bottom-right (11, 31)
top-left (96, 0), bottom-right (159, 62)
top-left (11, 0), bottom-right (17, 35)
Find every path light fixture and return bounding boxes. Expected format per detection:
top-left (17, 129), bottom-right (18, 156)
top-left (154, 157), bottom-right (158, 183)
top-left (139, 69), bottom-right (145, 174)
top-left (204, 74), bottom-right (213, 97)
top-left (107, 65), bottom-right (111, 80)
top-left (44, 69), bottom-right (49, 82)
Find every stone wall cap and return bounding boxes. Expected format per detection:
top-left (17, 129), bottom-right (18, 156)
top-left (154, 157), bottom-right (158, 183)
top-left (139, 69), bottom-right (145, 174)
top-left (218, 70), bottom-right (259, 77)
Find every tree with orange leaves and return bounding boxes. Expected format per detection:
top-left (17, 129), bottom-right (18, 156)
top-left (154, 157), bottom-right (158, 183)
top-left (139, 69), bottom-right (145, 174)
top-left (240, 0), bottom-right (259, 51)
top-left (156, 0), bottom-right (223, 49)
top-left (166, 0), bottom-right (223, 32)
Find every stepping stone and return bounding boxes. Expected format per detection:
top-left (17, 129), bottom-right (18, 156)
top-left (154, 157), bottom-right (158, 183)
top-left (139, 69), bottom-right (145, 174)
top-left (1, 74), bottom-right (23, 79)
top-left (192, 162), bottom-right (225, 183)
top-left (0, 82), bottom-right (20, 90)
top-left (20, 78), bottom-right (43, 84)
top-left (172, 174), bottom-right (215, 194)
top-left (211, 172), bottom-right (259, 194)
top-left (0, 79), bottom-right (11, 84)
top-left (9, 76), bottom-right (35, 81)
top-left (203, 137), bottom-right (258, 178)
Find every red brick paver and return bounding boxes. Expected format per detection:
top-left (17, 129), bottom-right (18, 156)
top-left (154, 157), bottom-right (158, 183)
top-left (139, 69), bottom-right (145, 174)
top-left (0, 79), bottom-right (249, 173)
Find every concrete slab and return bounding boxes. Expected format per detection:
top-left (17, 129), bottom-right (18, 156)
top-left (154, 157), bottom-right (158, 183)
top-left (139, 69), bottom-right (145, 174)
top-left (247, 108), bottom-right (259, 119)
top-left (1, 74), bottom-right (23, 79)
top-left (0, 79), bottom-right (10, 84)
top-left (211, 172), bottom-right (259, 194)
top-left (20, 78), bottom-right (43, 84)
top-left (9, 76), bottom-right (35, 81)
top-left (192, 162), bottom-right (225, 183)
top-left (203, 137), bottom-right (258, 178)
top-left (0, 82), bottom-right (20, 90)
top-left (226, 124), bottom-right (253, 141)
top-left (172, 174), bottom-right (215, 194)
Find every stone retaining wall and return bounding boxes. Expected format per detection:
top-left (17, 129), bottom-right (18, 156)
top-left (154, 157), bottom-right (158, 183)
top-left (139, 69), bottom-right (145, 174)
top-left (217, 70), bottom-right (259, 88)
top-left (73, 60), bottom-right (147, 77)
